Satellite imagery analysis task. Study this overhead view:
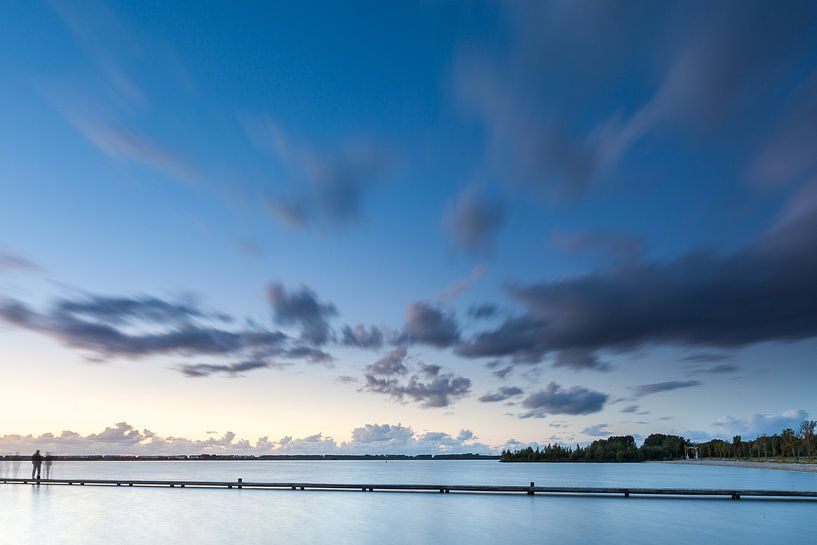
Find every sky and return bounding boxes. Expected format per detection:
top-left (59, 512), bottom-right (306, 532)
top-left (1, 0), bottom-right (816, 455)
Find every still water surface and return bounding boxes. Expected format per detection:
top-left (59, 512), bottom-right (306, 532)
top-left (1, 461), bottom-right (815, 544)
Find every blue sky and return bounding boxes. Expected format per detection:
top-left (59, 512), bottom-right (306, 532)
top-left (1, 1), bottom-right (816, 455)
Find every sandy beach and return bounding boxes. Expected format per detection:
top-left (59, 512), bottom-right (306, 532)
top-left (664, 459), bottom-right (817, 474)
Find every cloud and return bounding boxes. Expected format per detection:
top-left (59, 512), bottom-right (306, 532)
top-left (455, 2), bottom-right (817, 198)
top-left (752, 70), bottom-right (817, 187)
top-left (679, 352), bottom-right (730, 363)
top-left (348, 423), bottom-right (414, 447)
top-left (362, 350), bottom-right (471, 408)
top-left (478, 386), bottom-right (524, 403)
top-left (437, 266), bottom-right (485, 303)
top-left (553, 348), bottom-right (611, 372)
top-left (0, 289), bottom-right (341, 377)
top-left (42, 2), bottom-right (203, 186)
top-left (519, 382), bottom-right (608, 418)
top-left (55, 295), bottom-right (226, 325)
top-left (243, 117), bottom-right (393, 230)
top-left (690, 363), bottom-right (740, 375)
top-left (632, 380), bottom-right (702, 398)
top-left (621, 405), bottom-right (640, 414)
top-left (72, 121), bottom-right (199, 182)
top-left (713, 409), bottom-right (810, 438)
top-left (582, 423), bottom-right (612, 437)
top-left (179, 359), bottom-right (275, 378)
top-left (267, 282), bottom-right (338, 346)
top-left (0, 421), bottom-right (493, 456)
top-left (401, 301), bottom-right (460, 348)
top-left (283, 345), bottom-right (334, 365)
top-left (457, 184), bottom-right (817, 368)
top-left (0, 296), bottom-right (287, 360)
top-left (340, 324), bottom-right (385, 350)
top-left (550, 230), bottom-right (644, 263)
top-left (468, 303), bottom-right (497, 320)
top-left (365, 347), bottom-right (409, 376)
top-left (444, 190), bottom-right (505, 252)
top-left (0, 251), bottom-right (43, 273)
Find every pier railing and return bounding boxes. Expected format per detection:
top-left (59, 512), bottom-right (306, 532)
top-left (2, 478), bottom-right (816, 500)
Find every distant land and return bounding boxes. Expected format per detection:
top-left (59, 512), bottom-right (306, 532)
top-left (502, 422), bottom-right (816, 463)
top-left (0, 453), bottom-right (500, 461)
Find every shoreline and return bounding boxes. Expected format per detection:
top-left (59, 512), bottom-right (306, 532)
top-left (664, 459), bottom-right (817, 474)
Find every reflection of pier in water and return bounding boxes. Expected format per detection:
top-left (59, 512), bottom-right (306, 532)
top-left (2, 477), bottom-right (816, 500)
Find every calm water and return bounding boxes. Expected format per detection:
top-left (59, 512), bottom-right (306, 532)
top-left (1, 461), bottom-right (815, 544)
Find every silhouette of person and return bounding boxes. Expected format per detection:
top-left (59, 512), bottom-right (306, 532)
top-left (11, 452), bottom-right (20, 478)
top-left (31, 449), bottom-right (42, 480)
top-left (44, 452), bottom-right (53, 479)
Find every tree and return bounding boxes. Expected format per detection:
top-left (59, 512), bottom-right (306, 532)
top-left (799, 420), bottom-right (816, 458)
top-left (781, 428), bottom-right (800, 459)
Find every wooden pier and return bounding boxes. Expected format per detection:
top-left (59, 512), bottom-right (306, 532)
top-left (2, 478), bottom-right (816, 500)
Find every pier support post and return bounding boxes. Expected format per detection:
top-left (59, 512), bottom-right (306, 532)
top-left (624, 491), bottom-right (630, 497)
top-left (238, 478), bottom-right (243, 489)
top-left (731, 493), bottom-right (740, 500)
top-left (528, 482), bottom-right (535, 496)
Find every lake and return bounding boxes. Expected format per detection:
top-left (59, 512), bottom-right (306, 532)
top-left (1, 460), bottom-right (815, 544)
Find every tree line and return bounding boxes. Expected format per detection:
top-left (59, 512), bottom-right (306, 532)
top-left (697, 420), bottom-right (816, 460)
top-left (501, 420), bottom-right (817, 462)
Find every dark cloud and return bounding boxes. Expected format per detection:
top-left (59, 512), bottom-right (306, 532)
top-left (336, 375), bottom-right (359, 384)
top-left (550, 230), bottom-right (644, 263)
top-left (752, 70), bottom-right (817, 187)
top-left (468, 303), bottom-right (498, 320)
top-left (620, 405), bottom-right (640, 414)
top-left (679, 352), bottom-right (730, 363)
top-left (244, 118), bottom-right (393, 230)
top-left (0, 297), bottom-right (287, 360)
top-left (653, 2), bottom-right (817, 127)
top-left (340, 324), bottom-right (385, 350)
top-left (456, 2), bottom-right (817, 198)
top-left (553, 348), bottom-right (611, 372)
top-left (457, 185), bottom-right (817, 368)
top-left (283, 345), bottom-right (334, 365)
top-left (267, 282), bottom-right (338, 346)
top-left (55, 295), bottom-right (226, 325)
top-left (690, 363), bottom-right (740, 375)
top-left (582, 423), bottom-right (612, 437)
top-left (402, 301), bottom-right (460, 348)
top-left (362, 349), bottom-right (471, 408)
top-left (632, 380), bottom-right (702, 398)
top-left (444, 190), bottom-right (505, 252)
top-left (179, 360), bottom-right (272, 378)
top-left (365, 347), bottom-right (409, 376)
top-left (0, 288), bottom-right (348, 379)
top-left (478, 386), bottom-right (524, 403)
top-left (519, 382), bottom-right (608, 418)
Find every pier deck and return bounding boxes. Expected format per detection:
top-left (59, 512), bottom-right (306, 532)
top-left (2, 478), bottom-right (816, 500)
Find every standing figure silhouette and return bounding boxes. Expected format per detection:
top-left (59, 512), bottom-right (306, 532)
top-left (44, 452), bottom-right (53, 479)
top-left (11, 453), bottom-right (20, 478)
top-left (31, 449), bottom-right (42, 480)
